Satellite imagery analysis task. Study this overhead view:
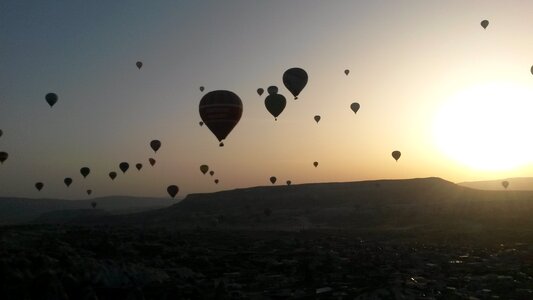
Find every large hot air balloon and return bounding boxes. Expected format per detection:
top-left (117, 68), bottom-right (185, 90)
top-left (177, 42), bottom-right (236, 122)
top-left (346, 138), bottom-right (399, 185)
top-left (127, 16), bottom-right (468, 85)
top-left (286, 180), bottom-right (292, 186)
top-left (64, 177), bottom-right (72, 187)
top-left (270, 176), bottom-right (277, 184)
top-left (35, 182), bottom-right (43, 191)
top-left (314, 115), bottom-right (321, 123)
top-left (214, 179), bottom-right (219, 184)
top-left (283, 68), bottom-right (308, 99)
top-left (392, 151), bottom-right (401, 162)
top-left (209, 170), bottom-right (215, 176)
top-left (344, 69), bottom-right (350, 76)
top-left (199, 90), bottom-right (243, 147)
top-left (0, 152), bottom-right (8, 164)
top-left (86, 189), bottom-right (92, 195)
top-left (502, 181), bottom-right (509, 189)
top-left (200, 165), bottom-right (209, 174)
top-left (167, 185), bottom-right (179, 198)
top-left (45, 93), bottom-right (58, 107)
top-left (480, 20), bottom-right (489, 29)
top-left (257, 88), bottom-right (264, 96)
top-left (109, 171), bottom-right (117, 180)
top-left (136, 61), bottom-right (143, 69)
top-left (267, 86), bottom-right (278, 95)
top-left (313, 161), bottom-right (318, 167)
top-left (150, 140), bottom-right (161, 153)
top-left (80, 167), bottom-right (90, 178)
top-left (136, 163), bottom-right (142, 171)
top-left (119, 162), bottom-right (129, 173)
top-left (265, 94), bottom-right (286, 121)
top-left (149, 158), bottom-right (156, 166)
top-left (350, 102), bottom-right (360, 114)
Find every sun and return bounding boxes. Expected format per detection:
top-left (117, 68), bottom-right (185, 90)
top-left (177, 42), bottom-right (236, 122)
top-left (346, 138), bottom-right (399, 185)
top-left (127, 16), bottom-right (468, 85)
top-left (433, 82), bottom-right (533, 171)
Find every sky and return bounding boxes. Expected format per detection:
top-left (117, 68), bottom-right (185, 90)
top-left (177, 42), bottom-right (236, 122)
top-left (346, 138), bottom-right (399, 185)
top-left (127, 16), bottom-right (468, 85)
top-left (2, 0), bottom-right (533, 199)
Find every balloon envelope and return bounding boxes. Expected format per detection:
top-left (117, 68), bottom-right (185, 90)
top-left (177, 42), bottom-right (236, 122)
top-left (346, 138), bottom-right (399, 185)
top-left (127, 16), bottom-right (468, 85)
top-left (344, 69), bottom-right (350, 75)
top-left (200, 86), bottom-right (205, 92)
top-left (119, 162), bottom-right (129, 173)
top-left (149, 158), bottom-right (156, 166)
top-left (313, 161), bottom-right (318, 167)
top-left (150, 140), bottom-right (161, 153)
top-left (214, 179), bottom-right (219, 184)
top-left (502, 181), bottom-right (509, 189)
top-left (136, 61), bottom-right (143, 69)
top-left (267, 86), bottom-right (278, 95)
top-left (0, 152), bottom-right (8, 164)
top-left (80, 167), bottom-right (90, 178)
top-left (481, 20), bottom-right (489, 29)
top-left (109, 172), bottom-right (117, 180)
top-left (45, 93), bottom-right (58, 107)
top-left (87, 189), bottom-right (92, 195)
top-left (257, 88), bottom-right (264, 96)
top-left (199, 121), bottom-right (204, 126)
top-left (286, 180), bottom-right (291, 186)
top-left (35, 182), bottom-right (43, 191)
top-left (136, 163), bottom-right (142, 170)
top-left (283, 68), bottom-right (308, 99)
top-left (64, 177), bottom-right (72, 187)
top-left (265, 94), bottom-right (286, 120)
top-left (270, 176), bottom-right (276, 184)
top-left (209, 170), bottom-right (214, 176)
top-left (314, 115), bottom-right (321, 123)
top-left (200, 165), bottom-right (209, 174)
top-left (392, 151), bottom-right (401, 161)
top-left (199, 90), bottom-right (243, 143)
top-left (167, 185), bottom-right (179, 198)
top-left (350, 102), bottom-right (360, 114)
top-left (0, 129), bottom-right (3, 137)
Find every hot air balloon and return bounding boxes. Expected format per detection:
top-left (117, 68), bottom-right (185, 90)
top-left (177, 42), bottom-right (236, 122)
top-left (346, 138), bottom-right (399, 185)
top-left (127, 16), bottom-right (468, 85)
top-left (91, 201), bottom-right (97, 208)
top-left (314, 115), bottom-right (321, 123)
top-left (167, 185), bottom-right (179, 198)
top-left (350, 102), bottom-right (360, 114)
top-left (199, 90), bottom-right (243, 147)
top-left (80, 167), bottom-right (90, 178)
top-left (267, 86), bottom-right (278, 95)
top-left (392, 151), bottom-right (401, 162)
top-left (502, 181), bottom-right (509, 189)
top-left (214, 179), bottom-right (219, 184)
top-left (109, 171), bottom-right (117, 180)
top-left (283, 68), bottom-right (308, 99)
top-left (136, 163), bottom-right (142, 171)
top-left (270, 176), bottom-right (276, 184)
top-left (87, 189), bottom-right (92, 195)
top-left (64, 178), bottom-right (72, 187)
top-left (35, 182), bottom-right (43, 191)
top-left (265, 94), bottom-right (287, 121)
top-left (209, 170), bottom-right (214, 176)
top-left (0, 129), bottom-right (3, 138)
top-left (530, 65), bottom-right (533, 76)
top-left (136, 61), bottom-right (143, 69)
top-left (150, 140), bottom-right (161, 153)
top-left (199, 121), bottom-right (204, 126)
top-left (45, 93), bottom-right (58, 107)
top-left (119, 162), bottom-right (129, 173)
top-left (257, 88), bottom-right (264, 96)
top-left (149, 158), bottom-right (156, 166)
top-left (0, 152), bottom-right (8, 164)
top-left (200, 165), bottom-right (209, 174)
top-left (481, 20), bottom-right (489, 29)
top-left (344, 69), bottom-right (350, 76)
top-left (200, 86), bottom-right (205, 92)
top-left (286, 180), bottom-right (291, 186)
top-left (313, 161), bottom-right (318, 167)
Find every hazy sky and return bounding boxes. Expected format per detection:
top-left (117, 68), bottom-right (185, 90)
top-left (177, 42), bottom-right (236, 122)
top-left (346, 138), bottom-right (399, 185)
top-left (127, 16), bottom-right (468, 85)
top-left (2, 0), bottom-right (533, 199)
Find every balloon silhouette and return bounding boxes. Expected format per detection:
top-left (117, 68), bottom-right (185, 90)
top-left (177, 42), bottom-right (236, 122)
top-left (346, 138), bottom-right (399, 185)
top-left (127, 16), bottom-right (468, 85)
top-left (119, 162), bottom-right (129, 173)
top-left (265, 94), bottom-right (286, 121)
top-left (480, 20), bottom-right (489, 29)
top-left (209, 170), bottom-right (214, 176)
top-left (167, 185), bottom-right (179, 198)
top-left (200, 86), bottom-right (205, 92)
top-left (136, 61), bottom-right (143, 69)
top-left (313, 161), bottom-right (318, 167)
top-left (109, 171), bottom-right (117, 180)
top-left (80, 167), bottom-right (90, 178)
top-left (0, 129), bottom-right (3, 138)
top-left (257, 88), bottom-right (264, 96)
top-left (530, 65), bottom-right (533, 76)
top-left (214, 179), bottom-right (219, 184)
top-left (64, 177), bottom-right (72, 187)
top-left (0, 152), bottom-right (8, 164)
top-left (199, 90), bottom-right (243, 147)
top-left (150, 140), bottom-right (161, 153)
top-left (136, 163), bottom-right (142, 171)
top-left (86, 189), bottom-right (92, 195)
top-left (283, 67), bottom-right (308, 99)
top-left (35, 182), bottom-right (43, 191)
top-left (392, 151), bottom-right (401, 162)
top-left (45, 93), bottom-right (58, 107)
top-left (270, 176), bottom-right (277, 184)
top-left (149, 158), bottom-right (156, 166)
top-left (344, 69), bottom-right (350, 76)
top-left (267, 86), bottom-right (278, 95)
top-left (199, 121), bottom-right (204, 126)
top-left (286, 180), bottom-right (291, 186)
top-left (350, 102), bottom-right (360, 114)
top-left (91, 201), bottom-right (97, 208)
top-left (314, 115), bottom-right (321, 123)
top-left (502, 181), bottom-right (509, 189)
top-left (200, 165), bottom-right (209, 174)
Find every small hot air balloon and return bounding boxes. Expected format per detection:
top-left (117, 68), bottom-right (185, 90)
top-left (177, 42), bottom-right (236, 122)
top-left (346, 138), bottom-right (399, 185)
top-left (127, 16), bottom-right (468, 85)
top-left (270, 176), bottom-right (277, 184)
top-left (283, 68), bottom-right (308, 99)
top-left (344, 69), bottom-right (350, 76)
top-left (45, 93), bottom-right (58, 107)
top-left (267, 86), bottom-right (278, 95)
top-left (0, 152), bottom-right (8, 164)
top-left (392, 151), bottom-right (401, 162)
top-left (530, 65), bottom-right (533, 76)
top-left (109, 171), bottom-right (117, 180)
top-left (209, 170), bottom-right (214, 176)
top-left (80, 167), bottom-right (90, 178)
top-left (214, 179), bottom-right (219, 184)
top-left (136, 163), bottom-right (142, 171)
top-left (91, 201), bottom-right (97, 208)
top-left (150, 140), bottom-right (161, 153)
top-left (136, 61), bottom-right (143, 69)
top-left (480, 20), bottom-right (489, 29)
top-left (199, 121), bottom-right (204, 126)
top-left (119, 162), bottom-right (129, 173)
top-left (35, 182), bottom-right (44, 191)
top-left (0, 129), bottom-right (3, 138)
top-left (167, 185), bottom-right (179, 198)
top-left (86, 189), bottom-right (92, 195)
top-left (64, 177), bottom-right (72, 187)
top-left (200, 165), bottom-right (209, 174)
top-left (286, 180), bottom-right (292, 186)
top-left (265, 94), bottom-right (287, 121)
top-left (350, 102), bottom-right (360, 114)
top-left (314, 115), bottom-right (321, 123)
top-left (199, 86), bottom-right (205, 92)
top-left (149, 158), bottom-right (156, 166)
top-left (199, 90), bottom-right (243, 147)
top-left (313, 161), bottom-right (318, 167)
top-left (257, 88), bottom-right (264, 96)
top-left (502, 181), bottom-right (509, 189)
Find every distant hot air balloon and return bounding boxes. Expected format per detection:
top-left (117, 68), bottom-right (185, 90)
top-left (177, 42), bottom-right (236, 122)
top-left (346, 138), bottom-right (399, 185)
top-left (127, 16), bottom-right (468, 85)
top-left (214, 179), bottom-right (219, 184)
top-left (502, 181), bottom-right (509, 189)
top-left (530, 65), bottom-right (533, 76)
top-left (119, 162), bottom-right (129, 173)
top-left (314, 115), bottom-right (321, 123)
top-left (313, 161), bottom-right (318, 167)
top-left (209, 170), bottom-right (214, 176)
top-left (480, 20), bottom-right (489, 29)
top-left (286, 180), bottom-right (291, 186)
top-left (392, 151), bottom-right (401, 162)
top-left (91, 201), bottom-right (97, 208)
top-left (350, 102), bottom-right (360, 114)
top-left (267, 86), bottom-right (278, 95)
top-left (45, 93), bottom-right (58, 107)
top-left (200, 165), bottom-right (209, 174)
top-left (149, 158), bottom-right (156, 166)
top-left (150, 140), bottom-right (161, 153)
top-left (257, 88), bottom-right (264, 96)
top-left (86, 189), bottom-right (92, 195)
top-left (80, 167), bottom-right (90, 178)
top-left (0, 129), bottom-right (3, 138)
top-left (167, 185), bottom-right (179, 198)
top-left (199, 121), bottom-right (204, 126)
top-left (265, 94), bottom-right (287, 121)
top-left (109, 171), bottom-right (117, 180)
top-left (136, 61), bottom-right (143, 69)
top-left (199, 90), bottom-right (243, 147)
top-left (0, 152), bottom-right (8, 164)
top-left (35, 182), bottom-right (44, 191)
top-left (344, 69), bottom-right (350, 76)
top-left (270, 176), bottom-right (277, 184)
top-left (136, 163), bottom-right (142, 171)
top-left (200, 86), bottom-right (205, 92)
top-left (283, 67), bottom-right (308, 99)
top-left (64, 177), bottom-right (72, 187)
